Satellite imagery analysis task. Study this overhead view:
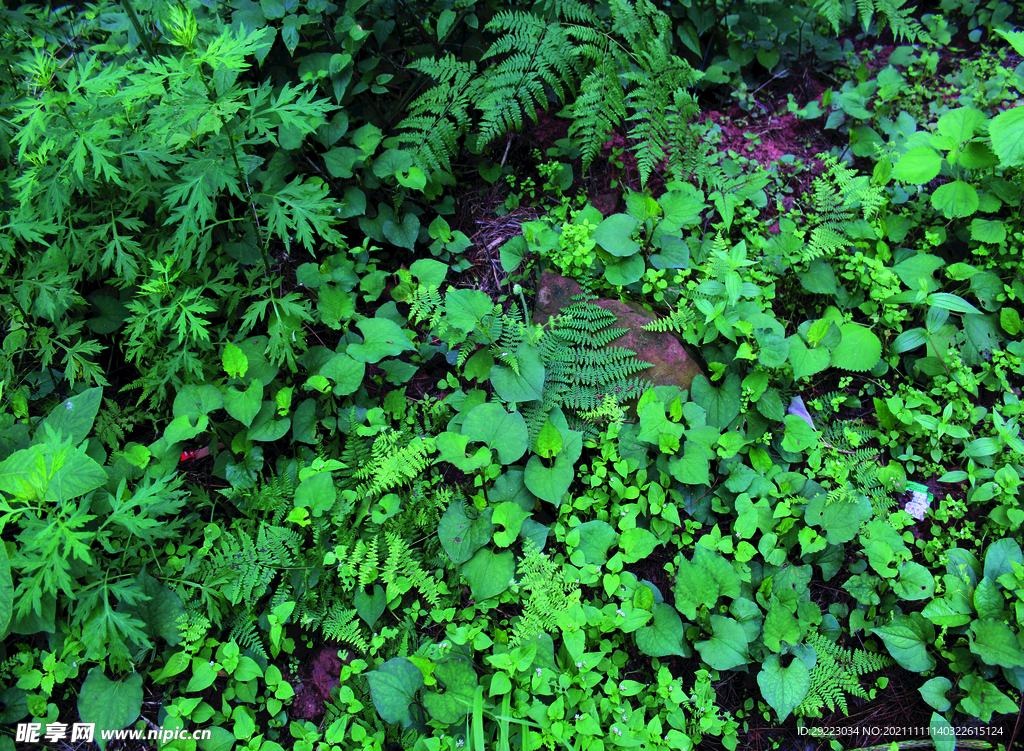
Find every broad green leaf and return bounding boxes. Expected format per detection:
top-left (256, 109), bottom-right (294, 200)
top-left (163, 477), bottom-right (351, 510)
top-left (893, 147), bottom-right (942, 183)
top-left (635, 603), bottom-right (691, 658)
top-left (983, 538), bottom-right (1022, 581)
top-left (163, 414), bottom-right (209, 445)
top-left (348, 318), bottom-right (414, 363)
top-left (321, 353), bottom-right (365, 395)
top-left (893, 561), bottom-right (935, 601)
top-left (78, 669), bottom-right (143, 751)
top-left (37, 387), bottom-right (102, 446)
top-left (673, 547), bottom-right (741, 619)
top-left (757, 655), bottom-right (810, 721)
top-left (172, 384), bottom-right (224, 419)
top-left (365, 658), bottom-right (424, 727)
top-left (931, 180), bottom-right (979, 219)
top-left (787, 337), bottom-right (830, 379)
top-left (805, 491), bottom-right (869, 544)
top-left (409, 258), bottom-right (448, 287)
top-left (872, 613), bottom-right (935, 672)
top-left (669, 444), bottom-right (709, 485)
top-left (446, 288), bottom-right (495, 333)
top-left (317, 284), bottom-right (355, 329)
top-left (199, 727), bottom-right (235, 751)
top-left (372, 149), bottom-right (414, 178)
top-left (438, 501), bottom-right (494, 564)
top-left (690, 374), bottom-right (741, 428)
top-left (971, 218), bottom-right (1007, 244)
top-left (928, 292), bottom-right (981, 315)
top-left (118, 570), bottom-right (183, 646)
top-left (1001, 307), bottom-right (1021, 335)
top-left (658, 189), bottom-right (705, 227)
top-left (620, 528), bottom-right (659, 564)
top-left (436, 432), bottom-right (492, 472)
top-left (829, 323), bottom-right (882, 372)
top-left (695, 615), bottom-right (749, 670)
top-left (782, 414), bottom-right (818, 453)
top-left (969, 619), bottom-right (1024, 668)
top-left (525, 429), bottom-right (581, 504)
top-left (535, 418), bottom-right (563, 459)
top-left (0, 538), bottom-right (11, 634)
top-left (492, 502), bottom-right (530, 547)
top-left (919, 677), bottom-right (952, 712)
top-left (958, 674), bottom-right (1017, 722)
top-left (422, 659), bottom-right (478, 724)
top-left (224, 380), bottom-right (263, 427)
top-left (490, 345), bottom-right (545, 403)
top-left (354, 585), bottom-right (387, 627)
top-left (294, 472), bottom-right (336, 517)
top-left (570, 520), bottom-right (618, 565)
top-left (937, 107), bottom-right (985, 144)
top-left (763, 599), bottom-right (801, 652)
top-left (383, 214), bottom-right (420, 250)
top-left (799, 259), bottom-right (837, 294)
top-left (462, 548), bottom-right (514, 601)
top-left (592, 213), bottom-right (639, 257)
top-left (461, 403), bottom-right (528, 464)
top-left (929, 712), bottom-right (955, 751)
top-left (603, 254), bottom-right (645, 286)
top-left (989, 106), bottom-right (1024, 167)
top-left (247, 403), bottom-right (290, 442)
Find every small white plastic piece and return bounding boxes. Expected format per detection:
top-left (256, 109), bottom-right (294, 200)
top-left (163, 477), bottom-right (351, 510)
top-left (905, 489), bottom-right (931, 521)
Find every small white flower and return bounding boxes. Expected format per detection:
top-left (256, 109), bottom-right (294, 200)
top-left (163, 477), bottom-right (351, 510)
top-left (576, 661), bottom-right (583, 668)
top-left (457, 741), bottom-right (464, 748)
top-left (574, 713), bottom-right (581, 721)
top-left (65, 401), bottom-right (73, 410)
top-left (209, 660), bottom-right (214, 666)
top-left (535, 667), bottom-right (542, 676)
top-left (616, 609), bottom-right (625, 617)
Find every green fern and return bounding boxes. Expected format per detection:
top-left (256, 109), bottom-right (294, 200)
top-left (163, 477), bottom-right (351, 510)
top-left (509, 541), bottom-right (580, 647)
top-left (352, 430), bottom-right (436, 500)
top-left (520, 294), bottom-right (653, 440)
top-left (804, 154), bottom-right (886, 261)
top-left (228, 614), bottom-right (268, 659)
top-left (319, 604), bottom-right (370, 652)
top-left (380, 531), bottom-right (441, 608)
top-left (796, 630), bottom-right (894, 717)
top-left (397, 0), bottom-right (699, 186)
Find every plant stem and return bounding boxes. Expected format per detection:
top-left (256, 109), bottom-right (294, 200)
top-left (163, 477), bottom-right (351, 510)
top-left (119, 0), bottom-right (157, 59)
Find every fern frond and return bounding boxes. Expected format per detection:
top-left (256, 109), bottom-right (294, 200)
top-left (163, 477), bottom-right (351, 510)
top-left (321, 604), bottom-right (370, 652)
top-left (796, 630), bottom-right (893, 717)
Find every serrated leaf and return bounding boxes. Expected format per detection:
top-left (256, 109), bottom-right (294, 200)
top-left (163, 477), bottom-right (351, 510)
top-left (931, 180), bottom-right (979, 219)
top-left (893, 147), bottom-right (942, 183)
top-left (829, 323), bottom-right (882, 372)
top-left (989, 106), bottom-right (1024, 167)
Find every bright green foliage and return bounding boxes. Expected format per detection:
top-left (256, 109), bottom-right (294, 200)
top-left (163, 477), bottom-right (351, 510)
top-left (795, 630), bottom-right (894, 717)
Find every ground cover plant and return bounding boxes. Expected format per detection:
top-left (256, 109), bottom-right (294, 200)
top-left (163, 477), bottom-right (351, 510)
top-left (1, 0), bottom-right (1024, 750)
